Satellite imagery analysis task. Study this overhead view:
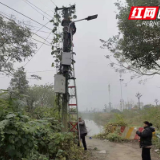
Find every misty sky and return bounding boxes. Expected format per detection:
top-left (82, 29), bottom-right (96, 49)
top-left (0, 0), bottom-right (160, 111)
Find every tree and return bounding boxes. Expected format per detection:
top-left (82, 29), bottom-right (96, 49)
top-left (143, 104), bottom-right (152, 108)
top-left (111, 109), bottom-right (121, 113)
top-left (100, 0), bottom-right (160, 77)
top-left (26, 84), bottom-right (55, 112)
top-left (9, 67), bottom-right (29, 97)
top-left (0, 16), bottom-right (36, 75)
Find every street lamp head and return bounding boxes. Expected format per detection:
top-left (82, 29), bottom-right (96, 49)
top-left (85, 14), bottom-right (98, 21)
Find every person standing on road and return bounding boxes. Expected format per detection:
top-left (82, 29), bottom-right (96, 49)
top-left (136, 121), bottom-right (155, 160)
top-left (79, 117), bottom-right (87, 150)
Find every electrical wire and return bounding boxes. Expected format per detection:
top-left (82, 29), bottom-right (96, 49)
top-left (32, 32), bottom-right (51, 45)
top-left (0, 13), bottom-right (52, 45)
top-left (35, 21), bottom-right (50, 34)
top-left (50, 0), bottom-right (58, 7)
top-left (32, 38), bottom-right (51, 46)
top-left (22, 0), bottom-right (51, 20)
top-left (0, 1), bottom-right (52, 30)
top-left (0, 11), bottom-right (51, 34)
top-left (24, 0), bottom-right (53, 18)
top-left (0, 11), bottom-right (42, 30)
top-left (27, 70), bottom-right (54, 73)
top-left (23, 32), bottom-right (52, 67)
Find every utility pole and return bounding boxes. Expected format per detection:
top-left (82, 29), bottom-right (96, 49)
top-left (56, 5), bottom-right (76, 132)
top-left (119, 71), bottom-right (124, 111)
top-left (108, 84), bottom-right (112, 111)
top-left (155, 99), bottom-right (159, 106)
top-left (54, 5), bottom-right (98, 133)
top-left (135, 93), bottom-right (142, 110)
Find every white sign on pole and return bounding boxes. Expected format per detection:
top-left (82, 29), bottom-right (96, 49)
top-left (61, 52), bottom-right (72, 65)
top-left (54, 74), bottom-right (65, 94)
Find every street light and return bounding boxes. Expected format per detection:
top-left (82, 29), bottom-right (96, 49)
top-left (85, 15), bottom-right (98, 21)
top-left (136, 93), bottom-right (142, 110)
top-left (68, 14), bottom-right (98, 32)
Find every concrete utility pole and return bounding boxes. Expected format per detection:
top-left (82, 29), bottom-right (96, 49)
top-left (108, 84), bottom-right (112, 111)
top-left (56, 5), bottom-right (76, 132)
top-left (135, 93), bottom-right (142, 110)
top-left (119, 72), bottom-right (124, 111)
top-left (155, 99), bottom-right (159, 106)
top-left (55, 5), bottom-right (98, 132)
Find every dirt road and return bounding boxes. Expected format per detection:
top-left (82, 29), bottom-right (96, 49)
top-left (87, 138), bottom-right (159, 160)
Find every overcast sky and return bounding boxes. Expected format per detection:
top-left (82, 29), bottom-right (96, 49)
top-left (0, 0), bottom-right (160, 111)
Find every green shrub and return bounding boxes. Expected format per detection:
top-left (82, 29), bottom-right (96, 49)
top-left (0, 111), bottom-right (85, 160)
top-left (107, 132), bottom-right (123, 142)
top-left (0, 113), bottom-right (36, 160)
top-left (0, 94), bottom-right (86, 160)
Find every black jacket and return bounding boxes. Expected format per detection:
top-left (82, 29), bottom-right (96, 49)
top-left (136, 126), bottom-right (155, 148)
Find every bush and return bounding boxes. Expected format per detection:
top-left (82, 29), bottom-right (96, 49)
top-left (0, 110), bottom-right (85, 160)
top-left (107, 132), bottom-right (123, 142)
top-left (0, 93), bottom-right (87, 160)
top-left (0, 113), bottom-right (36, 160)
top-left (94, 123), bottom-right (124, 142)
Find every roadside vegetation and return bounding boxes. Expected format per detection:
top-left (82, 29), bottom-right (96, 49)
top-left (0, 16), bottom-right (87, 160)
top-left (0, 86), bottom-right (88, 160)
top-left (81, 107), bottom-right (160, 151)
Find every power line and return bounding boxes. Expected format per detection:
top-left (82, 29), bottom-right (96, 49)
top-left (32, 38), bottom-right (51, 46)
top-left (32, 32), bottom-right (51, 45)
top-left (27, 70), bottom-right (54, 73)
top-left (24, 32), bottom-right (52, 67)
top-left (0, 13), bottom-right (52, 45)
top-left (35, 30), bottom-right (51, 33)
top-left (50, 0), bottom-right (57, 7)
top-left (0, 11), bottom-right (42, 29)
top-left (22, 0), bottom-right (51, 20)
top-left (0, 12), bottom-right (51, 34)
top-left (35, 21), bottom-right (50, 34)
top-left (0, 1), bottom-right (52, 31)
top-left (24, 0), bottom-right (53, 18)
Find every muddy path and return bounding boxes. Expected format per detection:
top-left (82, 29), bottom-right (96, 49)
top-left (87, 138), bottom-right (160, 160)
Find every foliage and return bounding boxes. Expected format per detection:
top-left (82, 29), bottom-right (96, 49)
top-left (29, 106), bottom-right (59, 120)
top-left (101, 0), bottom-right (160, 76)
top-left (109, 114), bottom-right (127, 125)
top-left (94, 123), bottom-right (124, 142)
top-left (0, 112), bottom-right (36, 160)
top-left (0, 92), bottom-right (86, 160)
top-left (50, 5), bottom-right (76, 68)
top-left (9, 67), bottom-right (29, 98)
top-left (30, 75), bottom-right (42, 80)
top-left (111, 109), bottom-right (121, 113)
top-left (26, 84), bottom-right (55, 112)
top-left (0, 16), bottom-right (36, 75)
top-left (107, 132), bottom-right (123, 142)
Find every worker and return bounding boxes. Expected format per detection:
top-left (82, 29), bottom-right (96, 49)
top-left (136, 121), bottom-right (155, 160)
top-left (79, 117), bottom-right (87, 150)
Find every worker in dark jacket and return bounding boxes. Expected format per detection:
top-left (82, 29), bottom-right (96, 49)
top-left (136, 121), bottom-right (155, 160)
top-left (79, 117), bottom-right (87, 150)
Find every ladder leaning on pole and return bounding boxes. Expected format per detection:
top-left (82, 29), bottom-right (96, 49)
top-left (68, 52), bottom-right (80, 144)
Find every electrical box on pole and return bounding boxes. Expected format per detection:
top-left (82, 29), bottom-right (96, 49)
top-left (61, 52), bottom-right (72, 65)
top-left (54, 74), bottom-right (66, 94)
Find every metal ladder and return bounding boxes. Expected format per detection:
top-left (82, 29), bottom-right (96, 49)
top-left (68, 52), bottom-right (80, 143)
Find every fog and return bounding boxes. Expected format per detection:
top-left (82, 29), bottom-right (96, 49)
top-left (0, 0), bottom-right (160, 112)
